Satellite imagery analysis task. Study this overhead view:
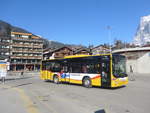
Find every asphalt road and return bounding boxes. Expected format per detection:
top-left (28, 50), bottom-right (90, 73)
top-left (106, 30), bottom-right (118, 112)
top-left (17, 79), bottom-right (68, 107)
top-left (0, 73), bottom-right (150, 113)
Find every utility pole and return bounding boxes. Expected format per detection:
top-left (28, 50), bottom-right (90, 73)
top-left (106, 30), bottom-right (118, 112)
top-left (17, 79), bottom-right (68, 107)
top-left (107, 26), bottom-right (112, 53)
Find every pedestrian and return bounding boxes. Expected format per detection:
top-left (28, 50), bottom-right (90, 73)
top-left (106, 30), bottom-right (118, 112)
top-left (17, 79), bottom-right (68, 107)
top-left (130, 65), bottom-right (133, 73)
top-left (20, 70), bottom-right (24, 78)
top-left (130, 65), bottom-right (135, 81)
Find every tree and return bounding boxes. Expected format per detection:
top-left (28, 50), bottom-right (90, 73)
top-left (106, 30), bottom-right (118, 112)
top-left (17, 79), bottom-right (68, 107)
top-left (114, 40), bottom-right (124, 49)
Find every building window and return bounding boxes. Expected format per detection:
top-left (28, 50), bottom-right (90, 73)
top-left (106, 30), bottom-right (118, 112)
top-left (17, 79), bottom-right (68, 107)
top-left (15, 34), bottom-right (22, 37)
top-left (22, 35), bottom-right (29, 38)
top-left (11, 34), bottom-right (15, 37)
top-left (5, 53), bottom-right (9, 55)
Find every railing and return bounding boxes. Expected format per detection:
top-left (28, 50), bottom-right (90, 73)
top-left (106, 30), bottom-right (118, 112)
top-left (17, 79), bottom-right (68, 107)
top-left (11, 44), bottom-right (43, 48)
top-left (0, 48), bottom-right (10, 51)
top-left (11, 37), bottom-right (43, 42)
top-left (11, 49), bottom-right (43, 53)
top-left (11, 56), bottom-right (42, 59)
top-left (10, 62), bottom-right (41, 64)
top-left (0, 42), bottom-right (10, 45)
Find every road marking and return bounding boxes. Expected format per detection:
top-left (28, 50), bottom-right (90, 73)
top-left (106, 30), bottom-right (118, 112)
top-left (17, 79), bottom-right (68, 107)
top-left (30, 90), bottom-right (58, 113)
top-left (0, 85), bottom-right (40, 113)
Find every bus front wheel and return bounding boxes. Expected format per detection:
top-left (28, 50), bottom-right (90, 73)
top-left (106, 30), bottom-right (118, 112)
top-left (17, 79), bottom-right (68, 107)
top-left (83, 77), bottom-right (92, 88)
top-left (53, 75), bottom-right (59, 84)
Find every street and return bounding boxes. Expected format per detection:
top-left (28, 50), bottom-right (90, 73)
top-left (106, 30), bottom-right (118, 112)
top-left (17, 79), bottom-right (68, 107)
top-left (0, 73), bottom-right (150, 113)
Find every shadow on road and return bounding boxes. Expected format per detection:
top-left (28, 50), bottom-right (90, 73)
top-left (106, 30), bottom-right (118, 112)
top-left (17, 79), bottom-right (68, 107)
top-left (44, 80), bottom-right (126, 90)
top-left (94, 109), bottom-right (106, 113)
top-left (97, 85), bottom-right (126, 90)
top-left (11, 83), bottom-right (33, 88)
top-left (0, 76), bottom-right (33, 82)
top-left (0, 83), bottom-right (33, 90)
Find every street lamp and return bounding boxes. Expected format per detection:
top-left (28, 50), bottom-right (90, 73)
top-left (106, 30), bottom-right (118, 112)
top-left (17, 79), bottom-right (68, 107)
top-left (107, 26), bottom-right (112, 53)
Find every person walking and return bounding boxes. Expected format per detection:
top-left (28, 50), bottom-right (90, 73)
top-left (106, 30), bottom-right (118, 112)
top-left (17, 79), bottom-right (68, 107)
top-left (130, 65), bottom-right (135, 81)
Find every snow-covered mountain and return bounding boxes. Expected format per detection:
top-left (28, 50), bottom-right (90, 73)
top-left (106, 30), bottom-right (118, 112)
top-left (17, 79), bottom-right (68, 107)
top-left (133, 15), bottom-right (150, 46)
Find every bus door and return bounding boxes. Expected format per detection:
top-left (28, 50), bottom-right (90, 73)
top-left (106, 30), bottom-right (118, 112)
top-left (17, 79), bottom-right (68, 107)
top-left (42, 61), bottom-right (48, 80)
top-left (101, 57), bottom-right (111, 87)
top-left (61, 63), bottom-right (70, 82)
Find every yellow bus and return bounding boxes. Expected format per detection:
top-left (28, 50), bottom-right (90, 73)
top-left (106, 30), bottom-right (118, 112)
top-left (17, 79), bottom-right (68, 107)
top-left (40, 54), bottom-right (128, 88)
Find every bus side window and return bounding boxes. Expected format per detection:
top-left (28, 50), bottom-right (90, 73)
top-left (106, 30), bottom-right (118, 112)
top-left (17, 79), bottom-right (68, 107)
top-left (62, 66), bottom-right (68, 73)
top-left (49, 62), bottom-right (55, 71)
top-left (71, 62), bottom-right (81, 73)
top-left (102, 63), bottom-right (107, 72)
top-left (81, 65), bottom-right (87, 73)
top-left (96, 64), bottom-right (101, 74)
top-left (42, 62), bottom-right (46, 70)
top-left (46, 62), bottom-right (51, 70)
top-left (53, 62), bottom-right (61, 72)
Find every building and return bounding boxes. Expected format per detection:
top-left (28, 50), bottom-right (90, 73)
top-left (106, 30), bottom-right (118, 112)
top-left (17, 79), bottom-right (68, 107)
top-left (0, 34), bottom-right (10, 60)
top-left (92, 45), bottom-right (110, 55)
top-left (43, 46), bottom-right (73, 59)
top-left (10, 32), bottom-right (43, 71)
top-left (113, 47), bottom-right (150, 74)
top-left (73, 47), bottom-right (91, 55)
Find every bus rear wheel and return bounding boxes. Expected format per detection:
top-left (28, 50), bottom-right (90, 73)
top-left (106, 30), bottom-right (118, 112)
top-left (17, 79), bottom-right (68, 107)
top-left (53, 75), bottom-right (59, 84)
top-left (83, 77), bottom-right (92, 88)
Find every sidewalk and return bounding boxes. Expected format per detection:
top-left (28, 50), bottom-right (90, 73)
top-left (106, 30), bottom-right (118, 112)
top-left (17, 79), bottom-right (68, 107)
top-left (0, 72), bottom-right (39, 84)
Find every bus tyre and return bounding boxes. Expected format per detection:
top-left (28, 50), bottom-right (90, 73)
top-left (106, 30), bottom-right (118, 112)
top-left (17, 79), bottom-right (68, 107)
top-left (53, 75), bottom-right (59, 84)
top-left (83, 77), bottom-right (92, 88)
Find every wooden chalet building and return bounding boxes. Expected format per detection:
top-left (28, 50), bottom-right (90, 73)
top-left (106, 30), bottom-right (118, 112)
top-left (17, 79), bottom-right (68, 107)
top-left (73, 47), bottom-right (91, 55)
top-left (43, 46), bottom-right (73, 59)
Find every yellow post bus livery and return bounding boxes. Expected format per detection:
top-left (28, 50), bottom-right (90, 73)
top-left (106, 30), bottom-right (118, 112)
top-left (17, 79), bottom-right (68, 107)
top-left (40, 54), bottom-right (128, 88)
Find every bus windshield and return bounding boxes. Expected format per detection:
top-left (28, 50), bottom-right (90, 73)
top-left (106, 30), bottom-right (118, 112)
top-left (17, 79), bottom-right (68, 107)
top-left (112, 55), bottom-right (127, 78)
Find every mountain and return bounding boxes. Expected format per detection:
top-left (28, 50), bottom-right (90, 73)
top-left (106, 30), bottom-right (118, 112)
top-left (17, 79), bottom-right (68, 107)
top-left (133, 15), bottom-right (150, 46)
top-left (0, 20), bottom-right (11, 36)
top-left (0, 20), bottom-right (30, 36)
top-left (43, 39), bottom-right (65, 49)
top-left (11, 26), bottom-right (31, 33)
top-left (43, 39), bottom-right (86, 50)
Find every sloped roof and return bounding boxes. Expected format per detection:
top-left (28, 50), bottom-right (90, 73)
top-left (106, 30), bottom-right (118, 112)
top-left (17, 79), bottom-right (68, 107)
top-left (74, 47), bottom-right (90, 54)
top-left (44, 46), bottom-right (73, 53)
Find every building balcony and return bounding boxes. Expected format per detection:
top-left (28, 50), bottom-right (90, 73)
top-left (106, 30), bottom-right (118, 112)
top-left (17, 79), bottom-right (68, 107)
top-left (11, 44), bottom-right (43, 48)
top-left (0, 42), bottom-right (10, 45)
top-left (0, 48), bottom-right (10, 52)
top-left (11, 37), bottom-right (43, 42)
top-left (10, 56), bottom-right (42, 59)
top-left (11, 49), bottom-right (43, 53)
top-left (10, 62), bottom-right (41, 65)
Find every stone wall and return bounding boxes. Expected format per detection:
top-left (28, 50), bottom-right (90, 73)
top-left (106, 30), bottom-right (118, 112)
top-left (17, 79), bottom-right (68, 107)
top-left (126, 52), bottom-right (150, 74)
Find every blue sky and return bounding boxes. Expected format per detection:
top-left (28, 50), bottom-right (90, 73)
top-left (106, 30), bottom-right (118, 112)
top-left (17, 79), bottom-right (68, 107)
top-left (1, 0), bottom-right (150, 46)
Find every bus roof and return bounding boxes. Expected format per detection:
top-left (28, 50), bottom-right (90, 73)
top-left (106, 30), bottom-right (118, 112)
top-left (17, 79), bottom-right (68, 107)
top-left (43, 54), bottom-right (112, 61)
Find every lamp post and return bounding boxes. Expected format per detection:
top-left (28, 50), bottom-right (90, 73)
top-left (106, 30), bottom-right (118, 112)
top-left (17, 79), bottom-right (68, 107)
top-left (107, 26), bottom-right (112, 53)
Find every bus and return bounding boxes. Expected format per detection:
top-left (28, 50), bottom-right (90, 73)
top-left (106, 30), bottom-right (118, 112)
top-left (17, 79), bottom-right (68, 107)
top-left (40, 54), bottom-right (128, 88)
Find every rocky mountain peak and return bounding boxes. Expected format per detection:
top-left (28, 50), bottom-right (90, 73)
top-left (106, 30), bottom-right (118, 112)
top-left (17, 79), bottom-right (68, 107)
top-left (133, 15), bottom-right (150, 46)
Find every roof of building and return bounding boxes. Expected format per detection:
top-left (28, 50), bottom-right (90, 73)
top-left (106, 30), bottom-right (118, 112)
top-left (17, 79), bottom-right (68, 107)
top-left (92, 45), bottom-right (109, 50)
top-left (44, 46), bottom-right (73, 54)
top-left (73, 47), bottom-right (90, 54)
